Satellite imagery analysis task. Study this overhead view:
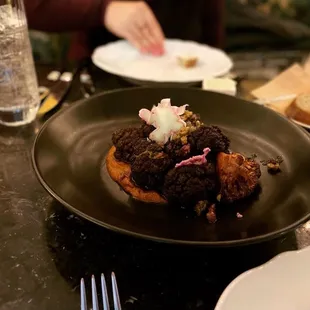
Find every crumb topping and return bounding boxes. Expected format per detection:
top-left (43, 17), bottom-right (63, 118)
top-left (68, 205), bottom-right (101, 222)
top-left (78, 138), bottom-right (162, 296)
top-left (206, 204), bottom-right (217, 223)
top-left (261, 156), bottom-right (283, 174)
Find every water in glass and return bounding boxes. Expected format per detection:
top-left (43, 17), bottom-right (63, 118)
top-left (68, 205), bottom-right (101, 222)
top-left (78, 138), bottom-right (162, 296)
top-left (0, 1), bottom-right (39, 126)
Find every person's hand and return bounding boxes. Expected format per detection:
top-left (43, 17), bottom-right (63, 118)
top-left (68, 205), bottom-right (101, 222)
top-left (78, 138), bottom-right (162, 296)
top-left (103, 1), bottom-right (165, 56)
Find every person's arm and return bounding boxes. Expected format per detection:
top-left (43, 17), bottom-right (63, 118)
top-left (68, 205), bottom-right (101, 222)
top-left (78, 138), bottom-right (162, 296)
top-left (25, 0), bottom-right (111, 32)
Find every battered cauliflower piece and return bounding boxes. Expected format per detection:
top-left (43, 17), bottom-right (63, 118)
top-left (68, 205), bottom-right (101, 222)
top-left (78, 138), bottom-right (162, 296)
top-left (217, 152), bottom-right (261, 203)
top-left (112, 127), bottom-right (161, 164)
top-left (164, 139), bottom-right (192, 162)
top-left (189, 125), bottom-right (230, 154)
top-left (140, 122), bottom-right (155, 138)
top-left (112, 127), bottom-right (143, 146)
top-left (163, 164), bottom-right (217, 207)
top-left (131, 151), bottom-right (173, 190)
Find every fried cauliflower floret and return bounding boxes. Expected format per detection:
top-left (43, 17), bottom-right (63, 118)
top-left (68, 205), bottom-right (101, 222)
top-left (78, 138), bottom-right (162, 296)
top-left (164, 114), bottom-right (199, 162)
top-left (164, 140), bottom-right (192, 162)
top-left (114, 138), bottom-right (148, 164)
top-left (131, 151), bottom-right (173, 190)
top-left (140, 122), bottom-right (155, 138)
top-left (112, 127), bottom-right (161, 164)
top-left (112, 127), bottom-right (143, 146)
top-left (189, 125), bottom-right (230, 154)
top-left (217, 152), bottom-right (261, 203)
top-left (163, 164), bottom-right (217, 207)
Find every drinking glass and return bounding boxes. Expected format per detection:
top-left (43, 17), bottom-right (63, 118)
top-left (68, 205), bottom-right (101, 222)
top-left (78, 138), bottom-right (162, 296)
top-left (0, 0), bottom-right (39, 126)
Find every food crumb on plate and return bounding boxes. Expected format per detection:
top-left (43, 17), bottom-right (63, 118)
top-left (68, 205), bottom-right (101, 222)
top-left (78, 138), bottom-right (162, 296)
top-left (247, 153), bottom-right (257, 160)
top-left (195, 200), bottom-right (208, 216)
top-left (177, 56), bottom-right (198, 68)
top-left (236, 212), bottom-right (243, 219)
top-left (261, 155), bottom-right (283, 174)
top-left (206, 204), bottom-right (217, 223)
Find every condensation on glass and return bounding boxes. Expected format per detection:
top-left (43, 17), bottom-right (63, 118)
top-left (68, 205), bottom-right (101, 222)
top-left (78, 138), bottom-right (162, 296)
top-left (0, 0), bottom-right (39, 126)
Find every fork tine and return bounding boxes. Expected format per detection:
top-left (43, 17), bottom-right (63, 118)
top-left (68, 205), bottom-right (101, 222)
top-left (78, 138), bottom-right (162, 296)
top-left (80, 278), bottom-right (87, 310)
top-left (111, 272), bottom-right (122, 310)
top-left (101, 274), bottom-right (110, 310)
top-left (91, 275), bottom-right (100, 310)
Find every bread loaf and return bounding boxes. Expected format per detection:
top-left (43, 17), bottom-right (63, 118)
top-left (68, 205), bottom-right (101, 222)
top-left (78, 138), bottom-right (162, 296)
top-left (286, 94), bottom-right (310, 125)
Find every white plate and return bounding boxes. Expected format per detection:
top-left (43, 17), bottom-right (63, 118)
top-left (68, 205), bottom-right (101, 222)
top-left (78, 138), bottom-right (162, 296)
top-left (92, 39), bottom-right (233, 83)
top-left (215, 245), bottom-right (310, 310)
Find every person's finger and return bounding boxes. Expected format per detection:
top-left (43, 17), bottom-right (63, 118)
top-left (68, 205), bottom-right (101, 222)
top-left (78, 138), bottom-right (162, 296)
top-left (132, 16), bottom-right (158, 53)
top-left (134, 18), bottom-right (163, 55)
top-left (141, 25), bottom-right (165, 55)
top-left (140, 26), bottom-right (157, 48)
top-left (138, 26), bottom-right (159, 54)
top-left (124, 30), bottom-right (144, 52)
top-left (144, 9), bottom-right (165, 52)
top-left (125, 27), bottom-right (154, 55)
top-left (129, 24), bottom-right (152, 53)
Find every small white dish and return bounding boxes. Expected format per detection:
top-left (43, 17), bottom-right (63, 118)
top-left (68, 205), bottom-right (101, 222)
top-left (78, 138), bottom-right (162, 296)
top-left (215, 246), bottom-right (310, 310)
top-left (202, 78), bottom-right (237, 96)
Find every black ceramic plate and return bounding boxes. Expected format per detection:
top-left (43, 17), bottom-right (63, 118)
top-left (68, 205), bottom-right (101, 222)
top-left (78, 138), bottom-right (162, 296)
top-left (32, 87), bottom-right (310, 246)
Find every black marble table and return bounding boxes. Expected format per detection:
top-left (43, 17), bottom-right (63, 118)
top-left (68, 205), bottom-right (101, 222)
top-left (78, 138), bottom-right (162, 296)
top-left (1, 54), bottom-right (310, 310)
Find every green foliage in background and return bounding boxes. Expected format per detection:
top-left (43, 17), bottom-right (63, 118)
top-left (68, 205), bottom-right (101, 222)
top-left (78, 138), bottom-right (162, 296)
top-left (30, 31), bottom-right (70, 65)
top-left (235, 0), bottom-right (310, 24)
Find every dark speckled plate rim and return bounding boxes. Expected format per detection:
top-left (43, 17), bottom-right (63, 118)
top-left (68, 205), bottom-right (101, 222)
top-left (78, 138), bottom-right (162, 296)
top-left (31, 87), bottom-right (310, 247)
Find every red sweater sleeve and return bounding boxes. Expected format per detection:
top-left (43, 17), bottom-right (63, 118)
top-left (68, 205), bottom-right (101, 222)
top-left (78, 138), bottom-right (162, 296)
top-left (25, 0), bottom-right (111, 32)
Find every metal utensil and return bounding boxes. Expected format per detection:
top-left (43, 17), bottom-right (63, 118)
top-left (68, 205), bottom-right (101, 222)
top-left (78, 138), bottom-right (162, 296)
top-left (80, 67), bottom-right (96, 98)
top-left (39, 70), bottom-right (62, 102)
top-left (80, 273), bottom-right (121, 310)
top-left (37, 71), bottom-right (73, 117)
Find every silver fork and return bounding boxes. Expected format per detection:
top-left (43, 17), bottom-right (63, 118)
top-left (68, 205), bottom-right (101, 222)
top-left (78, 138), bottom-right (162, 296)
top-left (80, 273), bottom-right (122, 310)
